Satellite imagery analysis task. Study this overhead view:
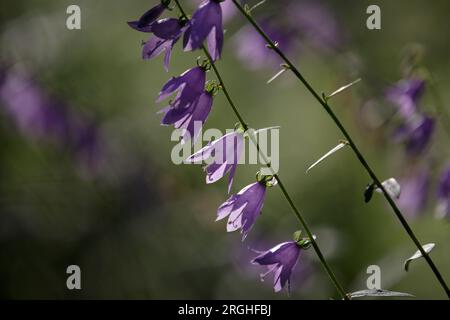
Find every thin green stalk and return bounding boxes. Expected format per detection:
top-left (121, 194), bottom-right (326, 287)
top-left (231, 0), bottom-right (450, 298)
top-left (429, 79), bottom-right (450, 140)
top-left (173, 0), bottom-right (349, 300)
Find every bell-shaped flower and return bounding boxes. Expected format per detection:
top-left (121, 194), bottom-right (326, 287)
top-left (217, 182), bottom-right (266, 240)
top-left (184, 0), bottom-right (224, 61)
top-left (394, 115), bottom-right (435, 155)
top-left (159, 91), bottom-right (213, 143)
top-left (252, 241), bottom-right (302, 293)
top-left (127, 1), bottom-right (169, 32)
top-left (397, 168), bottom-right (430, 218)
top-left (142, 18), bottom-right (186, 71)
top-left (157, 66), bottom-right (206, 110)
top-left (386, 78), bottom-right (425, 119)
top-left (187, 130), bottom-right (244, 193)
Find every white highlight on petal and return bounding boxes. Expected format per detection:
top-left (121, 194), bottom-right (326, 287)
top-left (404, 243), bottom-right (435, 271)
top-left (306, 141), bottom-right (348, 173)
top-left (375, 178), bottom-right (401, 199)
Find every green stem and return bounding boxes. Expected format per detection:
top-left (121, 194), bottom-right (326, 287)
top-left (173, 0), bottom-right (349, 300)
top-left (231, 0), bottom-right (450, 298)
top-left (429, 78), bottom-right (450, 140)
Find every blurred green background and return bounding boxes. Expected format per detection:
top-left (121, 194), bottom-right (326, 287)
top-left (0, 0), bottom-right (449, 299)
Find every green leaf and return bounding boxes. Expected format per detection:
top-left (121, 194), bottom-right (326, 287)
top-left (404, 243), bottom-right (435, 271)
top-left (349, 289), bottom-right (414, 299)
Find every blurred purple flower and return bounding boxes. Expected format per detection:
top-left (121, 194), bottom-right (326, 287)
top-left (286, 0), bottom-right (342, 52)
top-left (187, 130), bottom-right (244, 193)
top-left (127, 2), bottom-right (168, 32)
top-left (184, 0), bottom-right (224, 61)
top-left (386, 78), bottom-right (425, 119)
top-left (394, 115), bottom-right (435, 155)
top-left (437, 165), bottom-right (450, 219)
top-left (252, 241), bottom-right (302, 293)
top-left (157, 66), bottom-right (206, 110)
top-left (159, 91), bottom-right (213, 143)
top-left (234, 22), bottom-right (292, 70)
top-left (397, 168), bottom-right (430, 218)
top-left (217, 182), bottom-right (266, 240)
top-left (0, 69), bottom-right (104, 176)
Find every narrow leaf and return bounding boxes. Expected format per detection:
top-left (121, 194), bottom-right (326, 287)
top-left (375, 178), bottom-right (401, 199)
top-left (349, 289), bottom-right (414, 299)
top-left (306, 141), bottom-right (348, 173)
top-left (267, 67), bottom-right (288, 84)
top-left (327, 78), bottom-right (362, 100)
top-left (404, 243), bottom-right (435, 271)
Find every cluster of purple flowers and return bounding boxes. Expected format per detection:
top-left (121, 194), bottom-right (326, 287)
top-left (385, 76), bottom-right (449, 219)
top-left (128, 0), bottom-right (305, 293)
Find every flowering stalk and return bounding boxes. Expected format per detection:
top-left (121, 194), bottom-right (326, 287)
top-left (231, 0), bottom-right (450, 297)
top-left (173, 0), bottom-right (349, 300)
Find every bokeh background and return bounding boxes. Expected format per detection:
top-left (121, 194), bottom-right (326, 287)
top-left (0, 0), bottom-right (449, 299)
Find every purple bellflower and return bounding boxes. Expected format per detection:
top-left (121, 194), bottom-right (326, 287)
top-left (394, 115), bottom-right (435, 155)
top-left (386, 78), bottom-right (425, 119)
top-left (437, 165), bottom-right (450, 219)
top-left (159, 90), bottom-right (213, 143)
top-left (397, 168), bottom-right (430, 218)
top-left (157, 66), bottom-right (206, 110)
top-left (217, 182), bottom-right (267, 240)
top-left (142, 18), bottom-right (187, 71)
top-left (184, 0), bottom-right (224, 61)
top-left (127, 1), bottom-right (169, 32)
top-left (187, 130), bottom-right (244, 193)
top-left (252, 241), bottom-right (302, 293)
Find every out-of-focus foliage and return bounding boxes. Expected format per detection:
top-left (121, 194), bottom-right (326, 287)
top-left (0, 0), bottom-right (449, 299)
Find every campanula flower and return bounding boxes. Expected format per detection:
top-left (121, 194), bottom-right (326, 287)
top-left (436, 165), bottom-right (450, 219)
top-left (142, 18), bottom-right (187, 71)
top-left (394, 115), bottom-right (435, 155)
top-left (159, 91), bottom-right (213, 143)
top-left (386, 78), bottom-right (425, 119)
top-left (217, 182), bottom-right (267, 240)
top-left (127, 1), bottom-right (169, 32)
top-left (397, 168), bottom-right (430, 218)
top-left (157, 66), bottom-right (206, 110)
top-left (252, 241), bottom-right (302, 293)
top-left (184, 0), bottom-right (224, 61)
top-left (187, 130), bottom-right (244, 193)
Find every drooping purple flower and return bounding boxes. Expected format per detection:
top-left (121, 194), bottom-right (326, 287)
top-left (394, 115), bottom-right (435, 155)
top-left (397, 168), bottom-right (430, 218)
top-left (386, 78), bottom-right (425, 120)
top-left (157, 66), bottom-right (206, 110)
top-left (217, 182), bottom-right (266, 239)
top-left (142, 18), bottom-right (186, 71)
top-left (184, 0), bottom-right (224, 61)
top-left (436, 165), bottom-right (450, 219)
top-left (187, 130), bottom-right (244, 193)
top-left (127, 1), bottom-right (168, 32)
top-left (252, 241), bottom-right (302, 293)
top-left (159, 91), bottom-right (213, 143)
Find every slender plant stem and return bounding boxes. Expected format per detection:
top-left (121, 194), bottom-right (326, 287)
top-left (173, 0), bottom-right (349, 300)
top-left (429, 78), bottom-right (450, 140)
top-left (231, 0), bottom-right (450, 298)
